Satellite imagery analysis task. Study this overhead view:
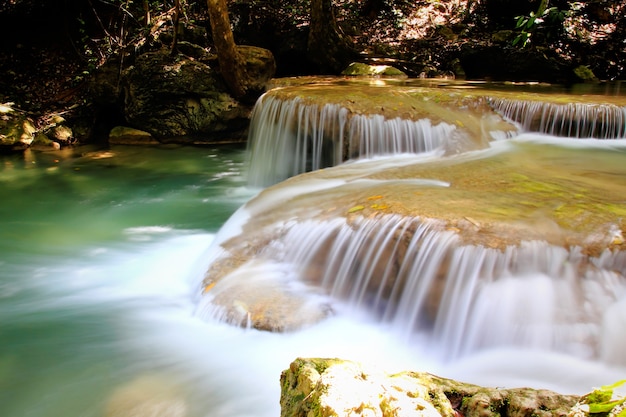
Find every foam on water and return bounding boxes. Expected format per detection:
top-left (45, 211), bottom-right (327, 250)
top-left (8, 225), bottom-right (622, 417)
top-left (113, 232), bottom-right (625, 409)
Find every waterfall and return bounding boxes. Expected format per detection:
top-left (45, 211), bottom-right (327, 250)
top-left (197, 81), bottom-right (626, 393)
top-left (246, 94), bottom-right (457, 186)
top-left (489, 98), bottom-right (626, 139)
top-left (202, 208), bottom-right (626, 364)
top-left (281, 215), bottom-right (625, 362)
top-left (246, 90), bottom-right (626, 187)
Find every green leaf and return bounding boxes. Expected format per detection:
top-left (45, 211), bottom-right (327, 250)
top-left (601, 380), bottom-right (626, 391)
top-left (544, 6), bottom-right (558, 17)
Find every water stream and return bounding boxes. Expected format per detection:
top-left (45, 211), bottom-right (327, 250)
top-left (1, 81), bottom-right (626, 417)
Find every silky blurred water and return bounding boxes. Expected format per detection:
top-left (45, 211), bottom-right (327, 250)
top-left (0, 142), bottom-right (624, 417)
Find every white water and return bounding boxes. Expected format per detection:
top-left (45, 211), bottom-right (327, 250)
top-left (489, 98), bottom-right (626, 139)
top-left (246, 94), bottom-right (459, 186)
top-left (6, 161), bottom-right (623, 417)
top-left (32, 227), bottom-right (623, 417)
top-left (198, 202), bottom-right (626, 360)
top-left (190, 137), bottom-right (626, 414)
top-left (4, 90), bottom-right (626, 416)
top-left (7, 229), bottom-right (434, 417)
top-left (130, 93), bottom-right (626, 415)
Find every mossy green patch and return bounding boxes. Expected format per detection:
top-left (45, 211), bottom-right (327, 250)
top-left (342, 62), bottom-right (407, 77)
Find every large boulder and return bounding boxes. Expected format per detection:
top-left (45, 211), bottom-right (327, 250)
top-left (121, 49), bottom-right (249, 142)
top-left (237, 45), bottom-right (277, 99)
top-left (0, 102), bottom-right (35, 152)
top-left (108, 126), bottom-right (159, 146)
top-left (280, 358), bottom-right (579, 417)
top-left (120, 45), bottom-right (275, 143)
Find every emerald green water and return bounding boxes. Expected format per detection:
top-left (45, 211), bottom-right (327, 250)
top-left (0, 145), bottom-right (249, 252)
top-left (0, 145), bottom-right (257, 417)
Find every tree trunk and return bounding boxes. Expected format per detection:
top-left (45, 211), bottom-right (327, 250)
top-left (171, 0), bottom-right (181, 56)
top-left (143, 0), bottom-right (150, 25)
top-left (308, 0), bottom-right (356, 74)
top-left (206, 0), bottom-right (248, 98)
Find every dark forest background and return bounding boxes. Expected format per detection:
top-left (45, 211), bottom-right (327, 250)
top-left (0, 0), bottom-right (624, 143)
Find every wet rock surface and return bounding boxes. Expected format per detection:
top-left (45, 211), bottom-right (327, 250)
top-left (200, 138), bottom-right (626, 332)
top-left (196, 260), bottom-right (332, 332)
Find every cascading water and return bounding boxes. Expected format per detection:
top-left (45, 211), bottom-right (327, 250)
top-left (197, 80), bottom-right (626, 403)
top-left (246, 95), bottom-right (349, 186)
top-left (489, 98), bottom-right (626, 138)
top-left (246, 93), bottom-right (460, 186)
top-left (3, 80), bottom-right (626, 417)
top-left (198, 165), bottom-right (626, 364)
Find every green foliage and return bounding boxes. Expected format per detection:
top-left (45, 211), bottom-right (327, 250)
top-left (573, 65), bottom-right (598, 82)
top-left (572, 380), bottom-right (626, 417)
top-left (512, 1), bottom-right (567, 48)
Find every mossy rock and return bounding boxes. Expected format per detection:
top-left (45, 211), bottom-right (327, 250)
top-left (280, 358), bottom-right (578, 417)
top-left (30, 132), bottom-right (61, 150)
top-left (342, 62), bottom-right (408, 78)
top-left (108, 126), bottom-right (159, 145)
top-left (573, 65), bottom-right (599, 83)
top-left (0, 103), bottom-right (35, 152)
top-left (121, 48), bottom-right (251, 141)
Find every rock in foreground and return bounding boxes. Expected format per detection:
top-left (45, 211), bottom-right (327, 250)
top-left (280, 358), bottom-right (579, 417)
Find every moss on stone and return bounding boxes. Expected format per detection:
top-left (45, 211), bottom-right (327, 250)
top-left (280, 358), bottom-right (579, 417)
top-left (573, 65), bottom-right (599, 83)
top-left (342, 62), bottom-right (407, 77)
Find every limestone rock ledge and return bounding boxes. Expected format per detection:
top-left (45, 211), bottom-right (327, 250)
top-left (280, 358), bottom-right (578, 417)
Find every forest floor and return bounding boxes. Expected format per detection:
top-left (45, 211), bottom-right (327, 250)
top-left (0, 34), bottom-right (90, 129)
